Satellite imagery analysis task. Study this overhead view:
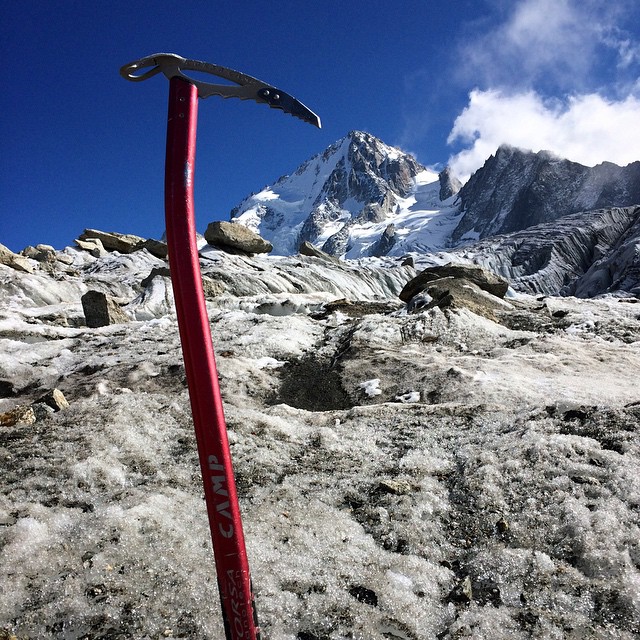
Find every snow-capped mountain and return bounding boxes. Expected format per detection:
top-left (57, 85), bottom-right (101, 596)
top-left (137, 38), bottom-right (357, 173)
top-left (227, 133), bottom-right (640, 296)
top-left (452, 145), bottom-right (640, 242)
top-left (231, 131), bottom-right (463, 259)
top-left (229, 133), bottom-right (640, 271)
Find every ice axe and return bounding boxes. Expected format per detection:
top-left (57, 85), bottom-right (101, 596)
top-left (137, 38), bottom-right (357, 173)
top-left (120, 53), bottom-right (320, 640)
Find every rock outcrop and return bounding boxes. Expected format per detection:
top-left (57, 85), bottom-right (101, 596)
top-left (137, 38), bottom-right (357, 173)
top-left (452, 145), bottom-right (640, 242)
top-left (0, 242), bottom-right (35, 273)
top-left (438, 167), bottom-right (462, 201)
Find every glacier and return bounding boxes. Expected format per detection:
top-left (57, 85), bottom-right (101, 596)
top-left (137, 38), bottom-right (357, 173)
top-left (1, 243), bottom-right (639, 639)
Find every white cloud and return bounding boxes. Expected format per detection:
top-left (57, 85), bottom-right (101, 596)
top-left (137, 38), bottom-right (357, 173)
top-left (447, 89), bottom-right (640, 178)
top-left (457, 0), bottom-right (639, 94)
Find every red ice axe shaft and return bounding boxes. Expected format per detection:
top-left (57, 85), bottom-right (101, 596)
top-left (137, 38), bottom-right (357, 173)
top-left (165, 76), bottom-right (257, 639)
top-left (120, 53), bottom-right (320, 640)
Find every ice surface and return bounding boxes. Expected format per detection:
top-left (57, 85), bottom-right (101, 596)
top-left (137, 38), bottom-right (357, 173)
top-left (1, 249), bottom-right (639, 639)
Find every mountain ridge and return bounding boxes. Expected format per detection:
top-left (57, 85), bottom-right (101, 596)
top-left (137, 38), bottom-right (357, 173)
top-left (226, 132), bottom-right (640, 296)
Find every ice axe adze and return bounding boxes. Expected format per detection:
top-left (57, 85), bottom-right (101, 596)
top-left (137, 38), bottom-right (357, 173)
top-left (120, 53), bottom-right (320, 640)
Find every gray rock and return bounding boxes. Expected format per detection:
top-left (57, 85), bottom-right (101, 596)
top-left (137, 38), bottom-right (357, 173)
top-left (438, 167), bottom-right (462, 201)
top-left (321, 222), bottom-right (353, 257)
top-left (400, 263), bottom-right (509, 302)
top-left (81, 290), bottom-right (130, 327)
top-left (140, 239), bottom-right (168, 260)
top-left (37, 388), bottom-right (69, 412)
top-left (31, 402), bottom-right (55, 421)
top-left (452, 145), bottom-right (640, 242)
top-left (370, 224), bottom-right (396, 257)
top-left (299, 241), bottom-right (340, 263)
top-left (0, 242), bottom-right (35, 273)
top-left (79, 229), bottom-right (146, 254)
top-left (75, 237), bottom-right (108, 257)
top-left (408, 276), bottom-right (512, 320)
top-left (204, 221), bottom-right (272, 254)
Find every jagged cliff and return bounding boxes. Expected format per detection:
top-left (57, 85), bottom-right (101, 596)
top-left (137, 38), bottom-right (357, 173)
top-left (452, 145), bottom-right (640, 242)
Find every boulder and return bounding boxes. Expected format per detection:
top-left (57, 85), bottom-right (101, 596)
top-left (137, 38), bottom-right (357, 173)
top-left (75, 237), bottom-right (108, 258)
top-left (299, 241), bottom-right (339, 263)
top-left (408, 276), bottom-right (512, 320)
top-left (0, 242), bottom-right (35, 273)
top-left (401, 256), bottom-right (415, 268)
top-left (78, 229), bottom-right (146, 254)
top-left (204, 221), bottom-right (272, 254)
top-left (0, 405), bottom-right (36, 427)
top-left (81, 290), bottom-right (130, 327)
top-left (140, 238), bottom-right (168, 260)
top-left (400, 263), bottom-right (509, 302)
top-left (22, 244), bottom-right (57, 263)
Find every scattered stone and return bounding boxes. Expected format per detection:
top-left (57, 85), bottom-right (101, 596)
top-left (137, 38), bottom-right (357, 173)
top-left (0, 380), bottom-right (15, 398)
top-left (78, 229), bottom-right (146, 254)
top-left (348, 585), bottom-right (378, 607)
top-left (37, 388), bottom-right (69, 412)
top-left (75, 237), bottom-right (108, 258)
top-left (81, 290), bottom-right (130, 327)
top-left (204, 221), bottom-right (272, 254)
top-left (0, 405), bottom-right (36, 427)
top-left (446, 575), bottom-right (473, 604)
top-left (377, 479), bottom-right (412, 495)
top-left (298, 241), bottom-right (339, 263)
top-left (311, 298), bottom-right (402, 319)
top-left (401, 256), bottom-right (415, 267)
top-left (400, 263), bottom-right (509, 302)
top-left (0, 242), bottom-right (35, 273)
top-left (496, 517), bottom-right (509, 534)
top-left (140, 238), bottom-right (168, 260)
top-left (201, 276), bottom-right (226, 299)
top-left (55, 252), bottom-right (75, 265)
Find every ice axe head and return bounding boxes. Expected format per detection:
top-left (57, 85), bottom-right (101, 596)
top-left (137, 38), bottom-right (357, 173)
top-left (120, 52), bottom-right (321, 128)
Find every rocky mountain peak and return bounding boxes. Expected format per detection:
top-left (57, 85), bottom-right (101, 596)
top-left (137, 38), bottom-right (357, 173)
top-left (452, 146), bottom-right (640, 242)
top-left (230, 131), bottom-right (431, 256)
top-left (438, 167), bottom-right (462, 201)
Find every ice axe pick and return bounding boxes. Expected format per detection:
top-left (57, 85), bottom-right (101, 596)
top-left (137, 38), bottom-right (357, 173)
top-left (120, 53), bottom-right (321, 640)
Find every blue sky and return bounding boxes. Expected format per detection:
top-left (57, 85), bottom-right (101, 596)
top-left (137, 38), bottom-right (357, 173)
top-left (2, 0), bottom-right (639, 252)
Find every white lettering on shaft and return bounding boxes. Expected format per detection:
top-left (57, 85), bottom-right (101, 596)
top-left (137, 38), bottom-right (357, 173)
top-left (226, 568), bottom-right (250, 638)
top-left (207, 455), bottom-right (235, 538)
